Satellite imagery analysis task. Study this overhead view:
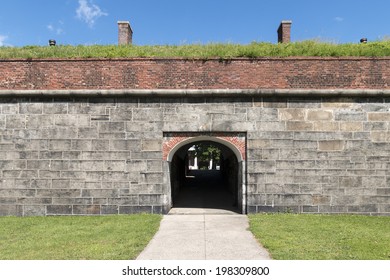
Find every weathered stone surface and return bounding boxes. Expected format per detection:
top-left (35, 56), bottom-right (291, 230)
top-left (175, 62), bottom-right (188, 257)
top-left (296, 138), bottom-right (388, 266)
top-left (142, 139), bottom-right (162, 151)
top-left (278, 108), bottom-right (305, 121)
top-left (286, 121), bottom-right (313, 131)
top-left (340, 122), bottom-right (363, 132)
top-left (23, 205), bottom-right (46, 216)
top-left (368, 113), bottom-right (390, 121)
top-left (318, 140), bottom-right (345, 151)
top-left (371, 132), bottom-right (390, 142)
top-left (307, 110), bottom-right (333, 121)
top-left (20, 103), bottom-right (42, 114)
top-left (73, 205), bottom-right (101, 215)
top-left (313, 122), bottom-right (339, 131)
top-left (46, 205), bottom-right (72, 215)
top-left (0, 205), bottom-right (23, 216)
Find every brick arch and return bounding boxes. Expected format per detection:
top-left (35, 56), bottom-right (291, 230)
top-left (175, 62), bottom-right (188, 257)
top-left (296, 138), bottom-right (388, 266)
top-left (163, 132), bottom-right (246, 162)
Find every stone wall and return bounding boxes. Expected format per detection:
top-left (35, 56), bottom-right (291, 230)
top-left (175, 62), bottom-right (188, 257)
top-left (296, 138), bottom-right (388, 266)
top-left (1, 94), bottom-right (390, 216)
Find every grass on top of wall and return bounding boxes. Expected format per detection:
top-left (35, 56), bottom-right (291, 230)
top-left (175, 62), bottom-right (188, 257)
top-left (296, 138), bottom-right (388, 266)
top-left (2, 41), bottom-right (390, 59)
top-left (248, 213), bottom-right (390, 260)
top-left (0, 214), bottom-right (162, 260)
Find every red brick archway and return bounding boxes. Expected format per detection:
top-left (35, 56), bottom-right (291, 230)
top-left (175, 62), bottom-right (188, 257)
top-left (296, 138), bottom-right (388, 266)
top-left (163, 132), bottom-right (246, 162)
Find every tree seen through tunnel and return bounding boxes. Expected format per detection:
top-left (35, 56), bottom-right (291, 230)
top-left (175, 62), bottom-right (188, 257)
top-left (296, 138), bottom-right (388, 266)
top-left (188, 143), bottom-right (221, 170)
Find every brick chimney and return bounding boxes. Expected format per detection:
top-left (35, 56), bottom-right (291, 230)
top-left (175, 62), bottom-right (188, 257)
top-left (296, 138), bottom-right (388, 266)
top-left (118, 21), bottom-right (133, 45)
top-left (277, 20), bottom-right (292, 43)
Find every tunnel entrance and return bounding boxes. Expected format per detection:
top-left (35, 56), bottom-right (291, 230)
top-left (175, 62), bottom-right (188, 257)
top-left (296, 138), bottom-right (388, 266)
top-left (169, 140), bottom-right (243, 214)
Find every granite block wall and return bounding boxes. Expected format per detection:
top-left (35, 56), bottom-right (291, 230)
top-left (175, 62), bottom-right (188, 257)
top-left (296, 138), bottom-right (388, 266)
top-left (0, 95), bottom-right (389, 216)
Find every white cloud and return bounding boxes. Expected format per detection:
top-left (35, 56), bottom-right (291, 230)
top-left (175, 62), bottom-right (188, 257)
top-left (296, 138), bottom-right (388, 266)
top-left (0, 35), bottom-right (8, 46)
top-left (76, 0), bottom-right (108, 28)
top-left (47, 23), bottom-right (64, 35)
top-left (333, 17), bottom-right (344, 22)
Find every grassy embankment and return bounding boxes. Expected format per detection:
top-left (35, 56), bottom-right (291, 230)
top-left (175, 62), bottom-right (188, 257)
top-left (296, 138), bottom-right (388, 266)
top-left (1, 41), bottom-right (390, 59)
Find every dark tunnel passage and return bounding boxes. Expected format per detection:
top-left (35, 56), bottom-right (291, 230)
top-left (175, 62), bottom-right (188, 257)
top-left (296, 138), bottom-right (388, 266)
top-left (169, 141), bottom-right (241, 214)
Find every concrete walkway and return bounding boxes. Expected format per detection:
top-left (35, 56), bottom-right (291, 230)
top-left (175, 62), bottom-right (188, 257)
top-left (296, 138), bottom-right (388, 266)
top-left (136, 214), bottom-right (271, 260)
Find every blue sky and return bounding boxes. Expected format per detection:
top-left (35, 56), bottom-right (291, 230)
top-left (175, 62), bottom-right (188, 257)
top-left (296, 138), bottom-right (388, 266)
top-left (0, 0), bottom-right (389, 47)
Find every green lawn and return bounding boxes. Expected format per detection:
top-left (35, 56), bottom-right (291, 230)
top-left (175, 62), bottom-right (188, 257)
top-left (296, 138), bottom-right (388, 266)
top-left (2, 214), bottom-right (389, 260)
top-left (249, 214), bottom-right (390, 260)
top-left (0, 214), bottom-right (161, 260)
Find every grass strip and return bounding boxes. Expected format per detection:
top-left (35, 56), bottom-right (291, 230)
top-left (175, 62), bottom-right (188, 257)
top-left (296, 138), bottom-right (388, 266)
top-left (0, 214), bottom-right (161, 260)
top-left (249, 214), bottom-right (390, 260)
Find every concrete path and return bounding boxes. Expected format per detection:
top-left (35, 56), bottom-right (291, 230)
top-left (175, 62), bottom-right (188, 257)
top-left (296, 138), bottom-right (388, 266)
top-left (136, 214), bottom-right (271, 260)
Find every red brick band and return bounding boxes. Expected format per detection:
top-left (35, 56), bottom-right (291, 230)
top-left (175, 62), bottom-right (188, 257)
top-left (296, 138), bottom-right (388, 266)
top-left (163, 132), bottom-right (246, 161)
